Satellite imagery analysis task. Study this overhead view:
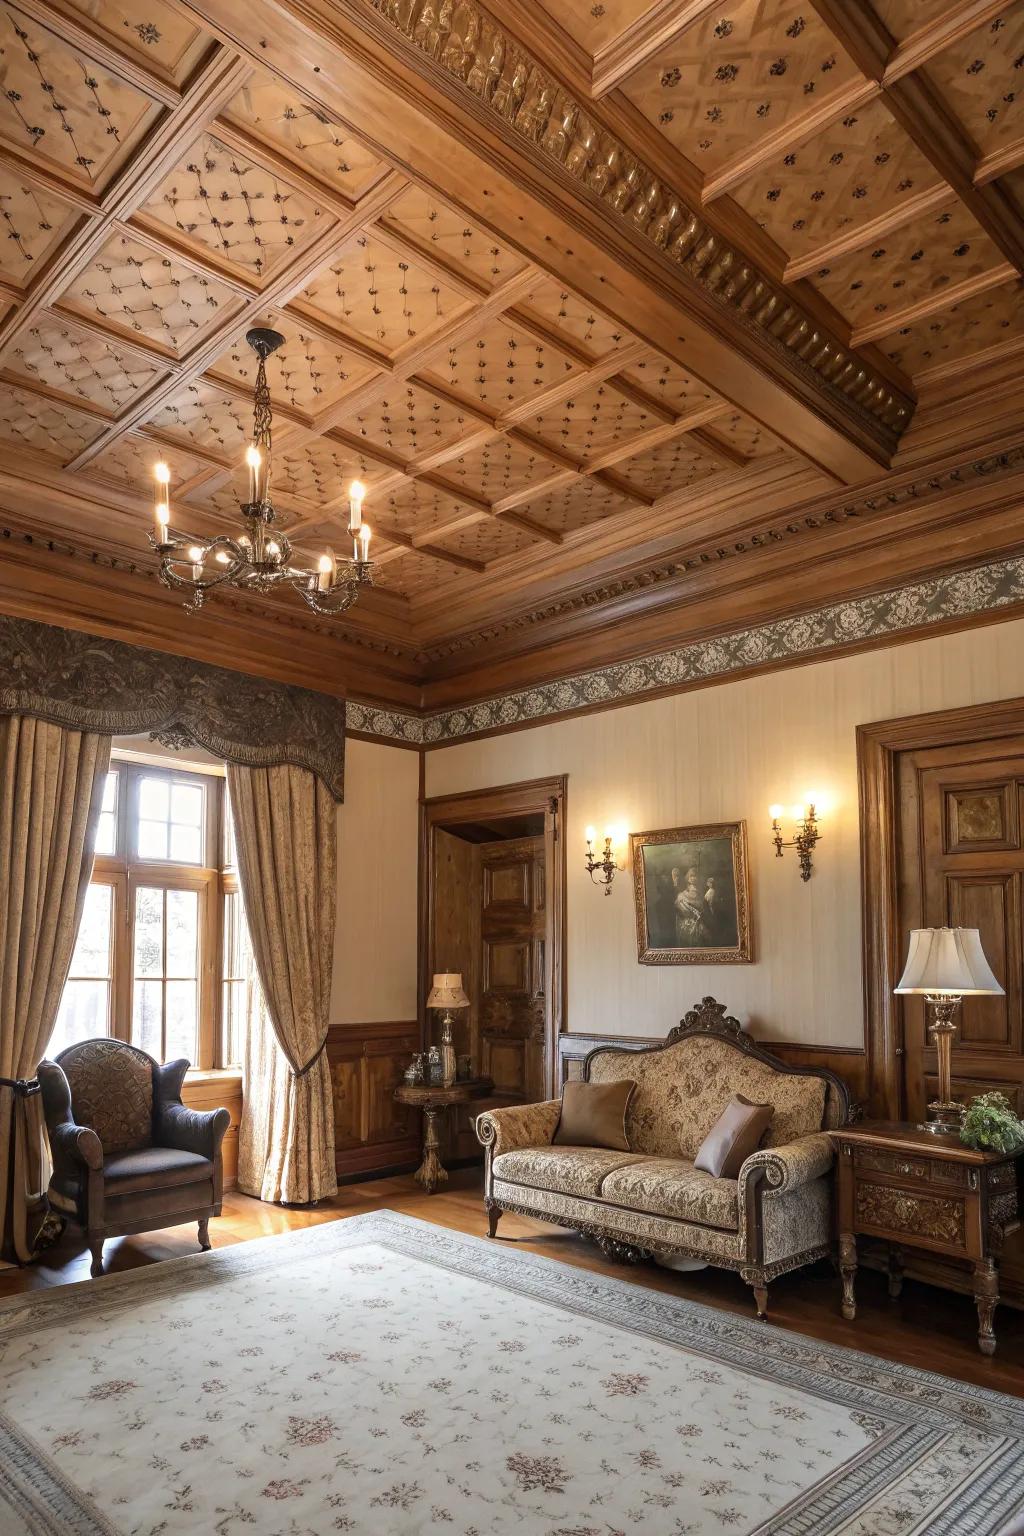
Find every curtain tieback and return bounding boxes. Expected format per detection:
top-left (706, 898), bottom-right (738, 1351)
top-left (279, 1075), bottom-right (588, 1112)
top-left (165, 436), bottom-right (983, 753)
top-left (290, 1037), bottom-right (328, 1080)
top-left (0, 1076), bottom-right (40, 1098)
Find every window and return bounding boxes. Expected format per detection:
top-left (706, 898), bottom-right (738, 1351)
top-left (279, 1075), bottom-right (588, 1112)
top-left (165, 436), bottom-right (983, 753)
top-left (48, 758), bottom-right (250, 1070)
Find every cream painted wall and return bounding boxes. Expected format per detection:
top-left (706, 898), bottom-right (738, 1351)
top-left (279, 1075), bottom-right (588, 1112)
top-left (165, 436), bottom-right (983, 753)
top-left (331, 737), bottom-right (420, 1023)
top-left (424, 615), bottom-right (1024, 1048)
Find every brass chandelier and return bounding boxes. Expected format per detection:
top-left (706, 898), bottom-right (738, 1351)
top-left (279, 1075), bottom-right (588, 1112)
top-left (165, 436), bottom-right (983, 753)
top-left (149, 327), bottom-right (373, 616)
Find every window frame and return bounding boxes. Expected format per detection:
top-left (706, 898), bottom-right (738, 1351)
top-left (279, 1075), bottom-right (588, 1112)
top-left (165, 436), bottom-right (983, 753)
top-left (71, 757), bottom-right (231, 1071)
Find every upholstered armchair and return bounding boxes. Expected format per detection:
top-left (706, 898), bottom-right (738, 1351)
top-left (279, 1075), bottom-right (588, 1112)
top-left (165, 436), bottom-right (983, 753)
top-left (37, 1038), bottom-right (230, 1277)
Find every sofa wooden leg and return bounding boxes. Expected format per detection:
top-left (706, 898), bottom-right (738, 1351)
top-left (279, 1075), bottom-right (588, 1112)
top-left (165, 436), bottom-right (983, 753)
top-left (485, 1199), bottom-right (501, 1238)
top-left (89, 1239), bottom-right (104, 1278)
top-left (753, 1284), bottom-right (769, 1319)
top-left (198, 1217), bottom-right (211, 1252)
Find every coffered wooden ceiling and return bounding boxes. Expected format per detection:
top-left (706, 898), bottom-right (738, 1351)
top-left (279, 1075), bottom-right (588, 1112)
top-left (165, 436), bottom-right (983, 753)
top-left (0, 0), bottom-right (1021, 714)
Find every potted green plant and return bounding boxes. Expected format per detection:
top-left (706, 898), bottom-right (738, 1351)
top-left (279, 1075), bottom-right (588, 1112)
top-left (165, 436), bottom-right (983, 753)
top-left (960, 1092), bottom-right (1024, 1154)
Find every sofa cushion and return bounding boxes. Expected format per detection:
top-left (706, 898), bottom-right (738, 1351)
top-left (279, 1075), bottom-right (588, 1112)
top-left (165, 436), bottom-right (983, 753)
top-left (554, 1079), bottom-right (636, 1151)
top-left (102, 1146), bottom-right (213, 1195)
top-left (695, 1094), bottom-right (773, 1178)
top-left (587, 1036), bottom-right (827, 1158)
top-left (492, 1146), bottom-right (648, 1198)
top-left (599, 1158), bottom-right (739, 1231)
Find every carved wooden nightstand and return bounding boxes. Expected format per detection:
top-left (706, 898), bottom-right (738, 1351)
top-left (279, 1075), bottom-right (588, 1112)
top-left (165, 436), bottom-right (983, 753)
top-left (830, 1121), bottom-right (1022, 1355)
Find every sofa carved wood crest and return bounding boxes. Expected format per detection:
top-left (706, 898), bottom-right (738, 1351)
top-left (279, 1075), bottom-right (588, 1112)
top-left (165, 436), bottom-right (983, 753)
top-left (476, 997), bottom-right (851, 1316)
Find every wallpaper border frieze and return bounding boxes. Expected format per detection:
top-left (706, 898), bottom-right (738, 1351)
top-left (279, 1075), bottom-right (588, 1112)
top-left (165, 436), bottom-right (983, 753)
top-left (0, 615), bottom-right (346, 800)
top-left (348, 551), bottom-right (1024, 747)
top-left (368, 0), bottom-right (911, 444)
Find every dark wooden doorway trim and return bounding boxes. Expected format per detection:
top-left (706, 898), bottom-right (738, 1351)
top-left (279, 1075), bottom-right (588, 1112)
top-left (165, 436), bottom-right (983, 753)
top-left (858, 697), bottom-right (1024, 1118)
top-left (419, 776), bottom-right (568, 1098)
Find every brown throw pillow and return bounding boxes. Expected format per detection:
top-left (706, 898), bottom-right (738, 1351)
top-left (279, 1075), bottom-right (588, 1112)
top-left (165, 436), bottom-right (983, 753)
top-left (554, 1079), bottom-right (636, 1152)
top-left (693, 1094), bottom-right (774, 1179)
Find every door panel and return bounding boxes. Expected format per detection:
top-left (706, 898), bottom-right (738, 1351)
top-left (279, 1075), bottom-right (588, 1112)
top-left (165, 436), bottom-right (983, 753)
top-left (946, 873), bottom-right (1019, 1049)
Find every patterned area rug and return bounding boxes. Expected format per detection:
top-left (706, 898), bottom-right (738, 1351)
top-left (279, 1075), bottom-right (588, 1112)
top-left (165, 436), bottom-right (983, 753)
top-left (2, 1212), bottom-right (1024, 1535)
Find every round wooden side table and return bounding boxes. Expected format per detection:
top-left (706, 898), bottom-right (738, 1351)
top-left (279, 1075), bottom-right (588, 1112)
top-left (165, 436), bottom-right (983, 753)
top-left (393, 1076), bottom-right (494, 1194)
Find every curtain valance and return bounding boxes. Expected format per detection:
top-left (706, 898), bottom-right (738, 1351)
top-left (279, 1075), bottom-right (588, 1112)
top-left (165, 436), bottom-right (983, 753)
top-left (0, 616), bottom-right (345, 802)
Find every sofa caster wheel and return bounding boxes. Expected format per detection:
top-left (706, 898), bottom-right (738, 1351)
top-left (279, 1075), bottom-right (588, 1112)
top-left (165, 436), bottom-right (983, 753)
top-left (89, 1240), bottom-right (104, 1278)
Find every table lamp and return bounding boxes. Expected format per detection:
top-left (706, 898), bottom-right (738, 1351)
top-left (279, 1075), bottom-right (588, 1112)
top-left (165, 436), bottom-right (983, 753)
top-left (895, 927), bottom-right (1004, 1134)
top-left (427, 972), bottom-right (470, 1088)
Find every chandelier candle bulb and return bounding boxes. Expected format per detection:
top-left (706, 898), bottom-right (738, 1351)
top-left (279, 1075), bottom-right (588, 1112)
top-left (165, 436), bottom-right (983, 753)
top-left (348, 480), bottom-right (365, 533)
top-left (358, 524), bottom-right (372, 563)
top-left (153, 462), bottom-right (171, 541)
top-left (317, 553), bottom-right (335, 592)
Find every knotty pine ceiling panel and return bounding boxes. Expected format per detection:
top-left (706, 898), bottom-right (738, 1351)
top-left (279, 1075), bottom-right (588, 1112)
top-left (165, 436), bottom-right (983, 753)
top-left (146, 381), bottom-right (254, 457)
top-left (617, 354), bottom-right (721, 418)
top-left (385, 185), bottom-right (529, 290)
top-left (0, 4), bottom-right (161, 192)
top-left (519, 278), bottom-right (633, 357)
top-left (810, 200), bottom-right (1003, 329)
top-left (221, 74), bottom-right (387, 200)
top-left (57, 232), bottom-right (242, 356)
top-left (0, 172), bottom-right (82, 290)
top-left (207, 315), bottom-right (375, 416)
top-left (521, 476), bottom-right (631, 535)
top-left (341, 383), bottom-right (472, 461)
top-left (614, 436), bottom-right (722, 500)
top-left (0, 380), bottom-right (105, 459)
top-left (878, 277), bottom-right (1024, 376)
top-left (419, 319), bottom-right (582, 414)
top-left (527, 379), bottom-right (664, 461)
top-left (433, 435), bottom-right (563, 501)
top-left (270, 437), bottom-right (385, 503)
top-left (924, 7), bottom-right (1024, 159)
top-left (6, 315), bottom-right (164, 413)
top-left (53, 0), bottom-right (212, 84)
top-left (730, 99), bottom-right (942, 259)
top-left (85, 432), bottom-right (210, 492)
top-left (622, 1), bottom-right (861, 175)
top-left (138, 133), bottom-right (330, 282)
top-left (294, 232), bottom-right (472, 355)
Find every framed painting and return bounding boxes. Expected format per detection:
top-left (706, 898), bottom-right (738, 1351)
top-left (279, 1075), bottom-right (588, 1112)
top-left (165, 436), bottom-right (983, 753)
top-left (630, 822), bottom-right (753, 965)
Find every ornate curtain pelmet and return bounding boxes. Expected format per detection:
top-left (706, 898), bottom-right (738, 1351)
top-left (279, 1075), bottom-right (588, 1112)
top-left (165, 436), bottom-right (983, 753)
top-left (0, 616), bottom-right (345, 801)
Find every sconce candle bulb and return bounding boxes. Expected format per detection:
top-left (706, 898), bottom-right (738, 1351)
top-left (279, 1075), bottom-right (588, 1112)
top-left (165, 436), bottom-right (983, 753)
top-left (585, 822), bottom-right (625, 895)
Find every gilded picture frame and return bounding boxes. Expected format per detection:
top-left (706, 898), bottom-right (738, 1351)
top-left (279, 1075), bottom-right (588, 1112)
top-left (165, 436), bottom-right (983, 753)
top-left (630, 822), bottom-right (753, 965)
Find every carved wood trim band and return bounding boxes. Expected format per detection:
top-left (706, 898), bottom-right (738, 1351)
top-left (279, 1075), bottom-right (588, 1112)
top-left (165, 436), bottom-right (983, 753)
top-left (854, 1183), bottom-right (965, 1246)
top-left (0, 614), bottom-right (346, 800)
top-left (369, 0), bottom-right (912, 442)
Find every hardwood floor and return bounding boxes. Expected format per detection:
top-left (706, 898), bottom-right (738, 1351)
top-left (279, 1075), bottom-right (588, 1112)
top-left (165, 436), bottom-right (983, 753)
top-left (4, 1168), bottom-right (1023, 1396)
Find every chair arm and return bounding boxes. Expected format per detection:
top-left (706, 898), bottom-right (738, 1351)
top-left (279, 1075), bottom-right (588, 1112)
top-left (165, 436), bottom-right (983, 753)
top-left (153, 1058), bottom-right (229, 1161)
top-left (738, 1132), bottom-right (834, 1195)
top-left (36, 1059), bottom-right (103, 1177)
top-left (476, 1099), bottom-right (561, 1160)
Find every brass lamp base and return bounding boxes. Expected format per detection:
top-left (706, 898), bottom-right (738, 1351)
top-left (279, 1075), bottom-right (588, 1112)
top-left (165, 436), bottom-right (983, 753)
top-left (918, 994), bottom-right (963, 1137)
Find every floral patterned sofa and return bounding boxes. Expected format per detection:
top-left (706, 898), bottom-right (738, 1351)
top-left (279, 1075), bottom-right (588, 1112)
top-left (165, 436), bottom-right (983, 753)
top-left (476, 997), bottom-right (851, 1316)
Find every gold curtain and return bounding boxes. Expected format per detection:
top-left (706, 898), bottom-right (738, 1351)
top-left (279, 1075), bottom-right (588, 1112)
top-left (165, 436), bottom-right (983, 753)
top-left (0, 715), bottom-right (110, 1262)
top-left (227, 763), bottom-right (337, 1204)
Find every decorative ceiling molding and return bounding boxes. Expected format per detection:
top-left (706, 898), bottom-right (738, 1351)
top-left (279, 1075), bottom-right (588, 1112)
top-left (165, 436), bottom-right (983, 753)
top-left (348, 548), bottom-right (1024, 747)
top-left (368, 0), bottom-right (912, 445)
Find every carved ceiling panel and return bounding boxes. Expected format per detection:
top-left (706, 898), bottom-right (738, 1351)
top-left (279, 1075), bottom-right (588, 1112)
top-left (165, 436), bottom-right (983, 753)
top-left (419, 319), bottom-right (582, 413)
top-left (433, 434), bottom-right (562, 500)
top-left (377, 479), bottom-right (470, 539)
top-left (385, 184), bottom-right (529, 289)
top-left (618, 354), bottom-right (721, 418)
top-left (146, 380), bottom-right (254, 456)
top-left (520, 278), bottom-right (632, 357)
top-left (207, 313), bottom-right (375, 415)
top-left (58, 232), bottom-right (242, 355)
top-left (810, 199), bottom-right (1003, 329)
top-left (85, 432), bottom-right (209, 492)
top-left (270, 437), bottom-right (383, 504)
top-left (0, 4), bottom-right (161, 190)
top-left (6, 315), bottom-right (164, 412)
top-left (924, 8), bottom-right (1024, 158)
top-left (0, 380), bottom-right (104, 459)
top-left (527, 379), bottom-right (663, 461)
top-left (533, 0), bottom-right (661, 56)
top-left (622, 1), bottom-right (860, 174)
top-left (55, 0), bottom-right (212, 82)
top-left (430, 516), bottom-right (536, 563)
top-left (344, 383), bottom-right (472, 461)
top-left (0, 173), bottom-right (81, 288)
top-left (706, 410), bottom-right (785, 459)
top-left (879, 277), bottom-right (1024, 377)
top-left (138, 132), bottom-right (329, 281)
top-left (522, 475), bottom-right (631, 534)
top-left (615, 437), bottom-right (723, 500)
top-left (870, 0), bottom-right (957, 41)
top-left (221, 73), bottom-right (387, 198)
top-left (294, 231), bottom-right (472, 354)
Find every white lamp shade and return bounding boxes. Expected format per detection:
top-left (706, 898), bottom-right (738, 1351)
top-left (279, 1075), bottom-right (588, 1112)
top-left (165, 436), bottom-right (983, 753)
top-left (895, 927), bottom-right (1004, 996)
top-left (427, 971), bottom-right (470, 1008)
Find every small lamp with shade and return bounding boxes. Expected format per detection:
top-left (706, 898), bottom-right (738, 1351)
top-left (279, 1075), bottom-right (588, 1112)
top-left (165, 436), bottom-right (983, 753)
top-left (426, 972), bottom-right (470, 1088)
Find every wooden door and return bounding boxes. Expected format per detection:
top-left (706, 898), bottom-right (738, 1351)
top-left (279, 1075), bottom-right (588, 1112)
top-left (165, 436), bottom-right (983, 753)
top-left (898, 737), bottom-right (1024, 1123)
top-left (477, 835), bottom-right (547, 1109)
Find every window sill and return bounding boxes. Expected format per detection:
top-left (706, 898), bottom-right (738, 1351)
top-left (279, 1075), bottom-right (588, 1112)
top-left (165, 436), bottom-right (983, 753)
top-left (186, 1067), bottom-right (242, 1087)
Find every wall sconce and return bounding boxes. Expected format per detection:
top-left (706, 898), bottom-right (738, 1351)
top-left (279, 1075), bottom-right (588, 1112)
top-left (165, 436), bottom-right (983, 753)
top-left (770, 800), bottom-right (822, 881)
top-left (584, 823), bottom-right (627, 894)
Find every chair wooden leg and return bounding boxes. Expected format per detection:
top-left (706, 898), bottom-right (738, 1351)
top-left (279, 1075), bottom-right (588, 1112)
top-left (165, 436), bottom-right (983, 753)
top-left (198, 1217), bottom-right (211, 1252)
top-left (89, 1239), bottom-right (104, 1278)
top-left (485, 1198), bottom-right (501, 1238)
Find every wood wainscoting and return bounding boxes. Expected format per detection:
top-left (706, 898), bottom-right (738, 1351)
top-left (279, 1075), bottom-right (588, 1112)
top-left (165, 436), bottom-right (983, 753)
top-left (327, 1021), bottom-right (422, 1180)
top-left (182, 1069), bottom-right (242, 1191)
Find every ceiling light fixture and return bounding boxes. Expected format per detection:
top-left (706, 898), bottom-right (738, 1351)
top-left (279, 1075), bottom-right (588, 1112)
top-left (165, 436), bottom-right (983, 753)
top-left (148, 327), bottom-right (374, 616)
